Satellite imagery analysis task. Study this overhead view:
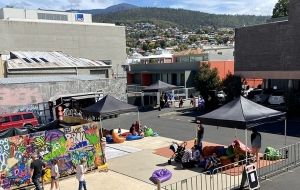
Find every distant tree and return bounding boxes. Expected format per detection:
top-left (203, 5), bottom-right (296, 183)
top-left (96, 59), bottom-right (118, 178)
top-left (159, 40), bottom-right (166, 48)
top-left (272, 0), bottom-right (288, 18)
top-left (194, 63), bottom-right (220, 102)
top-left (221, 73), bottom-right (243, 101)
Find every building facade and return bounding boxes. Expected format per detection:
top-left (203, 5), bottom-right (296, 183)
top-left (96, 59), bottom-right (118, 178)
top-left (0, 8), bottom-right (126, 77)
top-left (1, 51), bottom-right (111, 78)
top-left (235, 0), bottom-right (300, 91)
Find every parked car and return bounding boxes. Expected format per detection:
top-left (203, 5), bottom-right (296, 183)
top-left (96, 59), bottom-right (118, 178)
top-left (253, 89), bottom-right (272, 104)
top-left (247, 89), bottom-right (262, 100)
top-left (0, 112), bottom-right (39, 131)
top-left (268, 91), bottom-right (285, 105)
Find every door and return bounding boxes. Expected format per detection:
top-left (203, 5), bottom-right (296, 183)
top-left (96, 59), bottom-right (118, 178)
top-left (10, 114), bottom-right (24, 128)
top-left (172, 73), bottom-right (177, 85)
top-left (0, 116), bottom-right (12, 131)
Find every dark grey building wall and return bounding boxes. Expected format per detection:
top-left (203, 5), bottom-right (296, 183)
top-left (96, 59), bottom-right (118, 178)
top-left (235, 0), bottom-right (300, 75)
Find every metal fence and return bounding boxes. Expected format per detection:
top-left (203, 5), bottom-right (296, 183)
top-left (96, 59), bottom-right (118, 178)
top-left (159, 142), bottom-right (300, 190)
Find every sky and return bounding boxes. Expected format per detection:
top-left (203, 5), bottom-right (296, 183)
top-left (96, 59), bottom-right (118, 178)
top-left (0, 0), bottom-right (278, 15)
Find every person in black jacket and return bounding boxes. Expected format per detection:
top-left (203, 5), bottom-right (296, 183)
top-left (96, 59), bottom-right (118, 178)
top-left (30, 153), bottom-right (46, 190)
top-left (251, 128), bottom-right (262, 161)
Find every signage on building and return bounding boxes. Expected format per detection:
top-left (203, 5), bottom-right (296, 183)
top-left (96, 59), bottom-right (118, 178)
top-left (75, 13), bottom-right (84, 22)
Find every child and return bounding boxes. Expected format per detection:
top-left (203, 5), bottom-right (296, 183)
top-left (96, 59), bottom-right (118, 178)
top-left (50, 159), bottom-right (60, 190)
top-left (76, 159), bottom-right (87, 190)
top-left (205, 153), bottom-right (220, 173)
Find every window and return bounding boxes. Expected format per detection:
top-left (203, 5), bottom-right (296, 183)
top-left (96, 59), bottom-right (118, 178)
top-left (0, 117), bottom-right (10, 123)
top-left (11, 115), bottom-right (22, 121)
top-left (38, 13), bottom-right (68, 21)
top-left (23, 58), bottom-right (31, 63)
top-left (23, 113), bottom-right (34, 120)
top-left (31, 58), bottom-right (40, 63)
top-left (40, 58), bottom-right (49, 63)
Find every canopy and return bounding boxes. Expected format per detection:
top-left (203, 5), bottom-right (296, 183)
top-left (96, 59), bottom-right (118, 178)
top-left (82, 95), bottom-right (138, 117)
top-left (142, 80), bottom-right (178, 92)
top-left (197, 96), bottom-right (286, 129)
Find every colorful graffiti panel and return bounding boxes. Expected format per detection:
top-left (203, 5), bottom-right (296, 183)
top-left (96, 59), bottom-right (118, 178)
top-left (0, 122), bottom-right (104, 189)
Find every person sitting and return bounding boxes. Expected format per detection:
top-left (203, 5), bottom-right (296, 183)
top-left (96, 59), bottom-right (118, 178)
top-left (134, 121), bottom-right (144, 136)
top-left (129, 124), bottom-right (138, 136)
top-left (181, 146), bottom-right (198, 168)
top-left (204, 153), bottom-right (220, 172)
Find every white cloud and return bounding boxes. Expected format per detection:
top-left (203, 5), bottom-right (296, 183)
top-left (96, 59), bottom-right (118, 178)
top-left (0, 0), bottom-right (120, 10)
top-left (0, 0), bottom-right (278, 15)
top-left (171, 0), bottom-right (278, 15)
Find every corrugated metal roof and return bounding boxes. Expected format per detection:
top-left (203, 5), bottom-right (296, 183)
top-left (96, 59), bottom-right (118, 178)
top-left (0, 75), bottom-right (107, 84)
top-left (7, 51), bottom-right (110, 70)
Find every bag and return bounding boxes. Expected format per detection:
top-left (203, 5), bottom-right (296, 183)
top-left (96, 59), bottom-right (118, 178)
top-left (263, 147), bottom-right (282, 160)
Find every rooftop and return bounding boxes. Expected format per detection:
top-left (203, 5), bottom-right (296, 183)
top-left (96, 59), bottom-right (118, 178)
top-left (174, 48), bottom-right (205, 57)
top-left (0, 75), bottom-right (107, 84)
top-left (6, 51), bottom-right (111, 70)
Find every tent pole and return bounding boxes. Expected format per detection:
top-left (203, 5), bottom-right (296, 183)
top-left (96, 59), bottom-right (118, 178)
top-left (138, 111), bottom-right (140, 124)
top-left (100, 117), bottom-right (103, 138)
top-left (285, 119), bottom-right (287, 146)
top-left (235, 128), bottom-right (237, 139)
top-left (245, 128), bottom-right (248, 161)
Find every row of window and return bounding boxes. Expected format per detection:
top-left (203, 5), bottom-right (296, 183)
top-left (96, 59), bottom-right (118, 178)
top-left (23, 57), bottom-right (49, 63)
top-left (0, 113), bottom-right (34, 123)
top-left (37, 13), bottom-right (68, 21)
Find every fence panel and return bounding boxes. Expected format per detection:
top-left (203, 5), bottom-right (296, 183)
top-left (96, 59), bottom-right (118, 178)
top-left (158, 142), bottom-right (300, 190)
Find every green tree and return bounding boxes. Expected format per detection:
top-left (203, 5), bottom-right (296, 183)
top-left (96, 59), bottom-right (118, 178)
top-left (221, 73), bottom-right (243, 102)
top-left (194, 63), bottom-right (220, 102)
top-left (272, 0), bottom-right (288, 18)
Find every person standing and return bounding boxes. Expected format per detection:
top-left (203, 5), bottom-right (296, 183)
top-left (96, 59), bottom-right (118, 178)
top-left (76, 159), bottom-right (87, 190)
top-left (50, 159), bottom-right (60, 190)
top-left (251, 128), bottom-right (262, 162)
top-left (196, 121), bottom-right (204, 149)
top-left (30, 153), bottom-right (46, 190)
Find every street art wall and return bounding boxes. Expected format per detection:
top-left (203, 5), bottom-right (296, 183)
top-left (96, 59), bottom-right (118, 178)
top-left (0, 122), bottom-right (104, 189)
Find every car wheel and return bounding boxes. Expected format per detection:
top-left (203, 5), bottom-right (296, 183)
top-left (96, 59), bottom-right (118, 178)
top-left (24, 124), bottom-right (33, 128)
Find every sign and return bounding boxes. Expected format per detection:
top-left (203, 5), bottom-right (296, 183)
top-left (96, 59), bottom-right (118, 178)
top-left (240, 164), bottom-right (260, 190)
top-left (75, 13), bottom-right (84, 22)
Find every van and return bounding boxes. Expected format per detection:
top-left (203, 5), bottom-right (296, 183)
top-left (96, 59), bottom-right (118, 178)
top-left (0, 112), bottom-right (39, 131)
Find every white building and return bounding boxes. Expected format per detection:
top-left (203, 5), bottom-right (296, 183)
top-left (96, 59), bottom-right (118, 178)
top-left (0, 8), bottom-right (126, 77)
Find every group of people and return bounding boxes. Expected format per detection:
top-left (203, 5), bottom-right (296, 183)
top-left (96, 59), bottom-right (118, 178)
top-left (159, 93), bottom-right (172, 110)
top-left (181, 121), bottom-right (220, 172)
top-left (180, 121), bottom-right (262, 172)
top-left (30, 153), bottom-right (88, 190)
top-left (129, 121), bottom-right (144, 136)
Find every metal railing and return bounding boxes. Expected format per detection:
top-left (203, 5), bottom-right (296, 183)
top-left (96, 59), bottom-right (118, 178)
top-left (158, 142), bottom-right (300, 190)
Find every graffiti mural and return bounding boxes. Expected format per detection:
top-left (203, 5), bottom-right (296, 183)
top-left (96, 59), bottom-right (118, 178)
top-left (0, 122), bottom-right (104, 189)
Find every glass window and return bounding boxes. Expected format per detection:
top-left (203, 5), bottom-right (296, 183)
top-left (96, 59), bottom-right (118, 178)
top-left (0, 116), bottom-right (10, 123)
top-left (11, 115), bottom-right (22, 122)
top-left (40, 58), bottom-right (49, 63)
top-left (23, 113), bottom-right (34, 120)
top-left (31, 58), bottom-right (40, 63)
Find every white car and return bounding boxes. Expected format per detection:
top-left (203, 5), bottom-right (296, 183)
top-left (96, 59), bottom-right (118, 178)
top-left (268, 91), bottom-right (285, 105)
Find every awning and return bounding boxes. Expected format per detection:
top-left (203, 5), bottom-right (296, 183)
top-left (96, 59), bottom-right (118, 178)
top-left (71, 95), bottom-right (99, 100)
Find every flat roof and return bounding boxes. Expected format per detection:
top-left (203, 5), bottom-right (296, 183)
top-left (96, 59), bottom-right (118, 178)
top-left (1, 18), bottom-right (117, 27)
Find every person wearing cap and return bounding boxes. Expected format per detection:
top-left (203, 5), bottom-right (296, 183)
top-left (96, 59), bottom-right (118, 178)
top-left (30, 153), bottom-right (46, 190)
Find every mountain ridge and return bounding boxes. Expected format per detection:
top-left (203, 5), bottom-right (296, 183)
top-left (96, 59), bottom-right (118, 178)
top-left (92, 7), bottom-right (269, 29)
top-left (69, 3), bottom-right (138, 15)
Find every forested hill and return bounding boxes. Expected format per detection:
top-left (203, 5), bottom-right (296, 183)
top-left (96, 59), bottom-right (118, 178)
top-left (93, 7), bottom-right (269, 29)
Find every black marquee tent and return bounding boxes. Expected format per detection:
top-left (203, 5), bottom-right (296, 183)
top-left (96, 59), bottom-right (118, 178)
top-left (82, 95), bottom-right (138, 117)
top-left (142, 80), bottom-right (179, 92)
top-left (82, 95), bottom-right (139, 136)
top-left (197, 96), bottom-right (287, 148)
top-left (197, 96), bottom-right (286, 129)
